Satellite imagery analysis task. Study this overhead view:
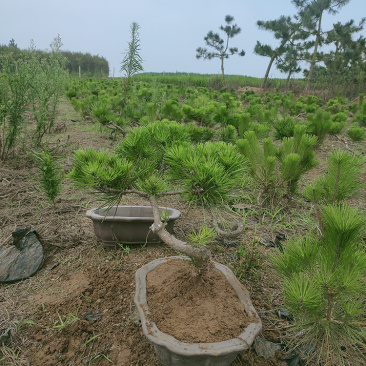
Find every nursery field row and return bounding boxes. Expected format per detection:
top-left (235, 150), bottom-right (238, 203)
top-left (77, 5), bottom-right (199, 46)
top-left (66, 77), bottom-right (366, 145)
top-left (1, 75), bottom-right (365, 366)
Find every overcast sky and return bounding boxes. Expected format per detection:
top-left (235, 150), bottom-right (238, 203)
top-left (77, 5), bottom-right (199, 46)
top-left (1, 0), bottom-right (365, 78)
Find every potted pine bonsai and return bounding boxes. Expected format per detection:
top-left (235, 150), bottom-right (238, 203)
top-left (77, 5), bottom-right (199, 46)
top-left (68, 120), bottom-right (262, 365)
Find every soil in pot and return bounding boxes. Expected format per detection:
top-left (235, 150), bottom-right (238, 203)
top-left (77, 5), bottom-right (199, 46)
top-left (146, 258), bottom-right (259, 343)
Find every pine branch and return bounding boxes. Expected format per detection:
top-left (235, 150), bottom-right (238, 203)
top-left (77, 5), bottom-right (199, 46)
top-left (211, 214), bottom-right (244, 238)
top-left (334, 135), bottom-right (357, 154)
top-left (106, 121), bottom-right (127, 137)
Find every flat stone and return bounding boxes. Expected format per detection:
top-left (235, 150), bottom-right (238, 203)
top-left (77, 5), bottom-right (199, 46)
top-left (253, 336), bottom-right (282, 359)
top-left (129, 308), bottom-right (141, 326)
top-left (85, 309), bottom-right (102, 322)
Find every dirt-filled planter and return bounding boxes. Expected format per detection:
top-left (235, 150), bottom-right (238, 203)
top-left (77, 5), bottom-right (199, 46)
top-left (135, 256), bottom-right (262, 366)
top-left (86, 206), bottom-right (181, 245)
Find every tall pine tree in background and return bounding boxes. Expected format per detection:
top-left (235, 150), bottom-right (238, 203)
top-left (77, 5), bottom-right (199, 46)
top-left (321, 18), bottom-right (365, 89)
top-left (292, 0), bottom-right (351, 90)
top-left (254, 15), bottom-right (307, 88)
top-left (196, 15), bottom-right (245, 82)
top-left (276, 41), bottom-right (303, 88)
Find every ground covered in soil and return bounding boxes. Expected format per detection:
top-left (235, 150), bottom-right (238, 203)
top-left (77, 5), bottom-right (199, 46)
top-left (146, 258), bottom-right (260, 344)
top-left (1, 97), bottom-right (365, 366)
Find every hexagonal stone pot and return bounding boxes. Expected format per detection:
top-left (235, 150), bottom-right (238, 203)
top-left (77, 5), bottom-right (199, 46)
top-left (134, 256), bottom-right (262, 366)
top-left (86, 206), bottom-right (181, 245)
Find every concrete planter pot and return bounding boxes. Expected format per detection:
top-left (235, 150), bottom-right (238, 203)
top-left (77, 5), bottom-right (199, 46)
top-left (86, 206), bottom-right (181, 245)
top-left (134, 256), bottom-right (262, 366)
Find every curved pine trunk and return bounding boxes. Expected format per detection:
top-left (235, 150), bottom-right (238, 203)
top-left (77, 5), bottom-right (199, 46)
top-left (261, 54), bottom-right (276, 89)
top-left (149, 196), bottom-right (211, 269)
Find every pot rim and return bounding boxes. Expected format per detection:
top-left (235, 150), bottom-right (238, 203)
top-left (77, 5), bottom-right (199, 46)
top-left (134, 256), bottom-right (262, 357)
top-left (86, 206), bottom-right (181, 222)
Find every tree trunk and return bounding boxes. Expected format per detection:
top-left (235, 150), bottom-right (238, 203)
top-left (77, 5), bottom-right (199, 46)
top-left (221, 56), bottom-right (225, 83)
top-left (286, 70), bottom-right (292, 89)
top-left (331, 43), bottom-right (339, 91)
top-left (149, 196), bottom-right (211, 269)
top-left (305, 11), bottom-right (323, 91)
top-left (261, 53), bottom-right (276, 89)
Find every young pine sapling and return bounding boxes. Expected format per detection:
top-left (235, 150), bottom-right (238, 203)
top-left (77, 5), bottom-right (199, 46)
top-left (236, 126), bottom-right (318, 205)
top-left (31, 149), bottom-right (64, 205)
top-left (270, 205), bottom-right (366, 365)
top-left (304, 149), bottom-right (365, 206)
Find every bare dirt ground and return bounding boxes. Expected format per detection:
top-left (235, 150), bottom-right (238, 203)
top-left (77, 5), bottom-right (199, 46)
top-left (1, 98), bottom-right (365, 365)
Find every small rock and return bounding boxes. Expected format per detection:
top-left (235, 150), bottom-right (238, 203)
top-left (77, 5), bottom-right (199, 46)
top-left (85, 309), bottom-right (101, 322)
top-left (278, 308), bottom-right (293, 321)
top-left (129, 308), bottom-right (141, 326)
top-left (256, 235), bottom-right (284, 253)
top-left (287, 355), bottom-right (300, 366)
top-left (280, 349), bottom-right (300, 366)
top-left (253, 336), bottom-right (282, 359)
top-left (46, 263), bottom-right (59, 271)
top-left (230, 203), bottom-right (253, 212)
top-left (0, 329), bottom-right (11, 345)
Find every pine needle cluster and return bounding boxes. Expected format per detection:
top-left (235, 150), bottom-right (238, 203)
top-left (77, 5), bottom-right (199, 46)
top-left (165, 142), bottom-right (246, 206)
top-left (271, 205), bottom-right (366, 365)
top-left (68, 147), bottom-right (137, 193)
top-left (69, 121), bottom-right (246, 207)
top-left (236, 126), bottom-right (317, 204)
top-left (304, 150), bottom-right (365, 205)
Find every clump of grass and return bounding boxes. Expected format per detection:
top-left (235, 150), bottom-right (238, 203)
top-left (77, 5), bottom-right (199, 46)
top-left (232, 239), bottom-right (264, 280)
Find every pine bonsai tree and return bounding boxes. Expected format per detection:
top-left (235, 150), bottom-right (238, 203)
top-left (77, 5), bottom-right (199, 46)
top-left (271, 204), bottom-right (366, 365)
top-left (276, 42), bottom-right (303, 88)
top-left (347, 125), bottom-right (365, 141)
top-left (121, 22), bottom-right (143, 80)
top-left (68, 121), bottom-right (247, 269)
top-left (277, 127), bottom-right (319, 195)
top-left (322, 19), bottom-right (365, 89)
top-left (31, 149), bottom-right (63, 205)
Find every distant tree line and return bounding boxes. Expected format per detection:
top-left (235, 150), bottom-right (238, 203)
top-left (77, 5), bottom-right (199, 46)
top-left (61, 50), bottom-right (109, 77)
top-left (0, 39), bottom-right (109, 77)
